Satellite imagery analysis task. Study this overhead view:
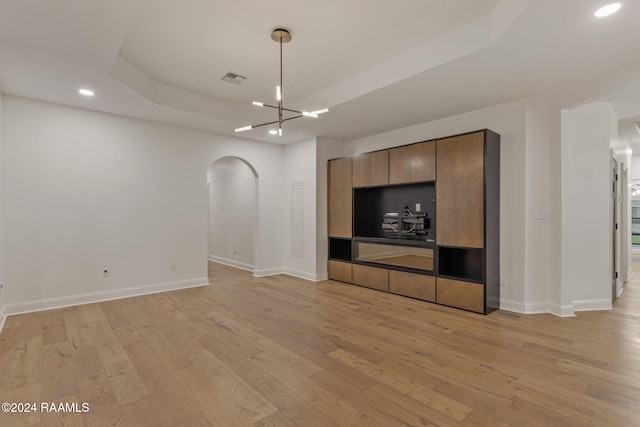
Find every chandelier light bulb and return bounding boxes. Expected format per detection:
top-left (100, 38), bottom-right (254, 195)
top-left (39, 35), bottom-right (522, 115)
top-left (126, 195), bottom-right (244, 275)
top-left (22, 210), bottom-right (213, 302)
top-left (595, 3), bottom-right (621, 17)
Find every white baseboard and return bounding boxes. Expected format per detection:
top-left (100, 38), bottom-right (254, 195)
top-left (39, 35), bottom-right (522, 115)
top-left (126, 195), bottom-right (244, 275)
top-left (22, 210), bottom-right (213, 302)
top-left (548, 302), bottom-right (576, 317)
top-left (208, 255), bottom-right (254, 272)
top-left (3, 277), bottom-right (209, 317)
top-left (252, 266), bottom-right (327, 282)
top-left (572, 298), bottom-right (612, 312)
top-left (0, 305), bottom-right (6, 336)
top-left (253, 267), bottom-right (285, 277)
top-left (626, 269), bottom-right (633, 282)
top-left (500, 299), bottom-right (576, 317)
top-left (282, 268), bottom-right (327, 283)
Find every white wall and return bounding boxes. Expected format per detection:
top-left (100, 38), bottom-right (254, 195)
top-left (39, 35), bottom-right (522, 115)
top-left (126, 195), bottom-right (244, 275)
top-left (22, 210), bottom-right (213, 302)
top-left (2, 96), bottom-right (284, 313)
top-left (560, 102), bottom-right (615, 312)
top-left (523, 99), bottom-right (552, 310)
top-left (345, 99), bottom-right (530, 310)
top-left (0, 90), bottom-right (5, 332)
top-left (282, 138), bottom-right (320, 281)
top-left (632, 154), bottom-right (640, 181)
top-left (207, 157), bottom-right (256, 271)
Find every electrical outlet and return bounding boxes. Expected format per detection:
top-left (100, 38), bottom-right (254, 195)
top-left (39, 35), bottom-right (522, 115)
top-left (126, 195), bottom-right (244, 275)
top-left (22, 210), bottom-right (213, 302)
top-left (170, 261), bottom-right (176, 270)
top-left (103, 269), bottom-right (109, 278)
top-left (499, 275), bottom-right (507, 287)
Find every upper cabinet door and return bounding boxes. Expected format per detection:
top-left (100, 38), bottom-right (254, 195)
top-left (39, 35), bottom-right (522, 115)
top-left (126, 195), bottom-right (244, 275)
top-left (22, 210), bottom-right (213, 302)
top-left (389, 141), bottom-right (435, 184)
top-left (352, 150), bottom-right (388, 187)
top-left (410, 141), bottom-right (436, 182)
top-left (436, 132), bottom-right (484, 248)
top-left (328, 157), bottom-right (352, 238)
top-left (388, 145), bottom-right (412, 184)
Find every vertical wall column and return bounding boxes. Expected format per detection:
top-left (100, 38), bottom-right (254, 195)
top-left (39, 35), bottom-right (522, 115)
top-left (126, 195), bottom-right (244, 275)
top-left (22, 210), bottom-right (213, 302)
top-left (0, 90), bottom-right (6, 332)
top-left (560, 102), bottom-right (616, 313)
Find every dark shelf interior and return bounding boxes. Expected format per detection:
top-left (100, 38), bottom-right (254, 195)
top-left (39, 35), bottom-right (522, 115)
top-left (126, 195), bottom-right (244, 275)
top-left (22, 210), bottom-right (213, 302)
top-left (329, 238), bottom-right (352, 261)
top-left (353, 182), bottom-right (435, 244)
top-left (438, 246), bottom-right (484, 283)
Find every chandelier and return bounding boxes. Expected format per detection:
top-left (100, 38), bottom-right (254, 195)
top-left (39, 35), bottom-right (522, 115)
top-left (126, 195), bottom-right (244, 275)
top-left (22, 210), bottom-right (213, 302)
top-left (234, 28), bottom-right (328, 136)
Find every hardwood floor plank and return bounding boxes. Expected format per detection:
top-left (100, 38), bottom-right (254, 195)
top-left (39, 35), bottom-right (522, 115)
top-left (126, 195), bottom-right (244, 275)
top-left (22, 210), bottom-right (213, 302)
top-left (41, 341), bottom-right (77, 401)
top-left (2, 260), bottom-right (640, 426)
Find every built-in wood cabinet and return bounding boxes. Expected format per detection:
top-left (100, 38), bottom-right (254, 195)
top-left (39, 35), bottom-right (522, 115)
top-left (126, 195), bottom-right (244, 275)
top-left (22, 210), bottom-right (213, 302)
top-left (352, 150), bottom-right (389, 187)
top-left (328, 260), bottom-right (352, 283)
top-left (436, 278), bottom-right (485, 313)
top-left (327, 129), bottom-right (500, 315)
top-left (352, 264), bottom-right (389, 291)
top-left (389, 141), bottom-right (435, 184)
top-left (436, 132), bottom-right (484, 248)
top-left (389, 270), bottom-right (435, 302)
top-left (328, 157), bottom-right (352, 238)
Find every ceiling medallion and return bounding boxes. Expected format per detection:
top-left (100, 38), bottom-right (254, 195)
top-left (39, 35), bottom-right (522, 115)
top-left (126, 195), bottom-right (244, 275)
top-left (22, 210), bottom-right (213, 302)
top-left (234, 28), bottom-right (328, 136)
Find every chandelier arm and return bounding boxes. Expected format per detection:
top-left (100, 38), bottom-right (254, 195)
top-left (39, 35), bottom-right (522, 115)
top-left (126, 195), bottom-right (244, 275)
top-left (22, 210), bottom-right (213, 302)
top-left (250, 119), bottom-right (281, 129)
top-left (282, 115), bottom-right (303, 122)
top-left (282, 107), bottom-right (303, 114)
top-left (280, 33), bottom-right (283, 105)
top-left (253, 103), bottom-right (302, 115)
top-left (259, 103), bottom-right (280, 110)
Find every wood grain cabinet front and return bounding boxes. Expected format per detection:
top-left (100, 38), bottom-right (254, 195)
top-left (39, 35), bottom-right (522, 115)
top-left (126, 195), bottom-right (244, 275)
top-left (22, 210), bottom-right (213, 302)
top-left (389, 141), bottom-right (435, 184)
top-left (352, 264), bottom-right (389, 292)
top-left (352, 150), bottom-right (388, 187)
top-left (436, 278), bottom-right (485, 313)
top-left (328, 260), bottom-right (352, 283)
top-left (389, 270), bottom-right (435, 302)
top-left (436, 132), bottom-right (485, 248)
top-left (328, 157), bottom-right (352, 238)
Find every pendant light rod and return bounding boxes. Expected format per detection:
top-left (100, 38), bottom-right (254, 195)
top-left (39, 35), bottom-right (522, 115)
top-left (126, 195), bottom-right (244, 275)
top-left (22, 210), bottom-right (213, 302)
top-left (235, 28), bottom-right (328, 135)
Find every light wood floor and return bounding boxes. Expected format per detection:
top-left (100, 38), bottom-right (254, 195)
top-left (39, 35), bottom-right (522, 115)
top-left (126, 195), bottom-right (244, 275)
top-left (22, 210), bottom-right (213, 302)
top-left (2, 263), bottom-right (640, 426)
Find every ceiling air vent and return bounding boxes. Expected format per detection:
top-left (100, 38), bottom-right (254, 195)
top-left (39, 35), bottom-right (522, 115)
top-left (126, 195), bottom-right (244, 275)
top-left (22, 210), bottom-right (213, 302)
top-left (221, 72), bottom-right (247, 85)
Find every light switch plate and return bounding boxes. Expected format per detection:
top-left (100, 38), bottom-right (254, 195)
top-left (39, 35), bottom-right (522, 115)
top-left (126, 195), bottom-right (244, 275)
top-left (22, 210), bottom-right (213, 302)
top-left (533, 209), bottom-right (548, 220)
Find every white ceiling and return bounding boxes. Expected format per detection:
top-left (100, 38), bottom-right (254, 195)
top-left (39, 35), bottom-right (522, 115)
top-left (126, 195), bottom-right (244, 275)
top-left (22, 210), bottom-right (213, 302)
top-left (1, 0), bottom-right (640, 146)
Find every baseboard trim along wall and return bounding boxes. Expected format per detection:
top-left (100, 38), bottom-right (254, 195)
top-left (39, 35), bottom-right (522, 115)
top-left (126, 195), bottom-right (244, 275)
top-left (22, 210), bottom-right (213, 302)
top-left (3, 277), bottom-right (209, 318)
top-left (253, 267), bottom-right (285, 277)
top-left (0, 305), bottom-right (7, 336)
top-left (283, 268), bottom-right (327, 283)
top-left (500, 299), bottom-right (577, 317)
top-left (252, 266), bottom-right (327, 282)
top-left (572, 298), bottom-right (612, 312)
top-left (208, 255), bottom-right (254, 272)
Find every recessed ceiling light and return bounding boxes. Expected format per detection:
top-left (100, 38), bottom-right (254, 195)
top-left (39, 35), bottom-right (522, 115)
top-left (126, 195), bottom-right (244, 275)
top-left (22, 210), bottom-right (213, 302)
top-left (595, 3), bottom-right (621, 17)
top-left (78, 88), bottom-right (95, 96)
top-left (268, 130), bottom-right (278, 135)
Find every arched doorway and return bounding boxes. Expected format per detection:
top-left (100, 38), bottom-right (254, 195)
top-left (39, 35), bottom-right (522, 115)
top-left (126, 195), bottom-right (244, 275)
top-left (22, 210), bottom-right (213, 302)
top-left (207, 156), bottom-right (258, 273)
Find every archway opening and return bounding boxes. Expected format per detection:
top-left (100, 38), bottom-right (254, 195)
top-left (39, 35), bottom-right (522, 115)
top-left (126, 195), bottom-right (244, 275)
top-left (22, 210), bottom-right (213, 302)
top-left (207, 156), bottom-right (258, 276)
